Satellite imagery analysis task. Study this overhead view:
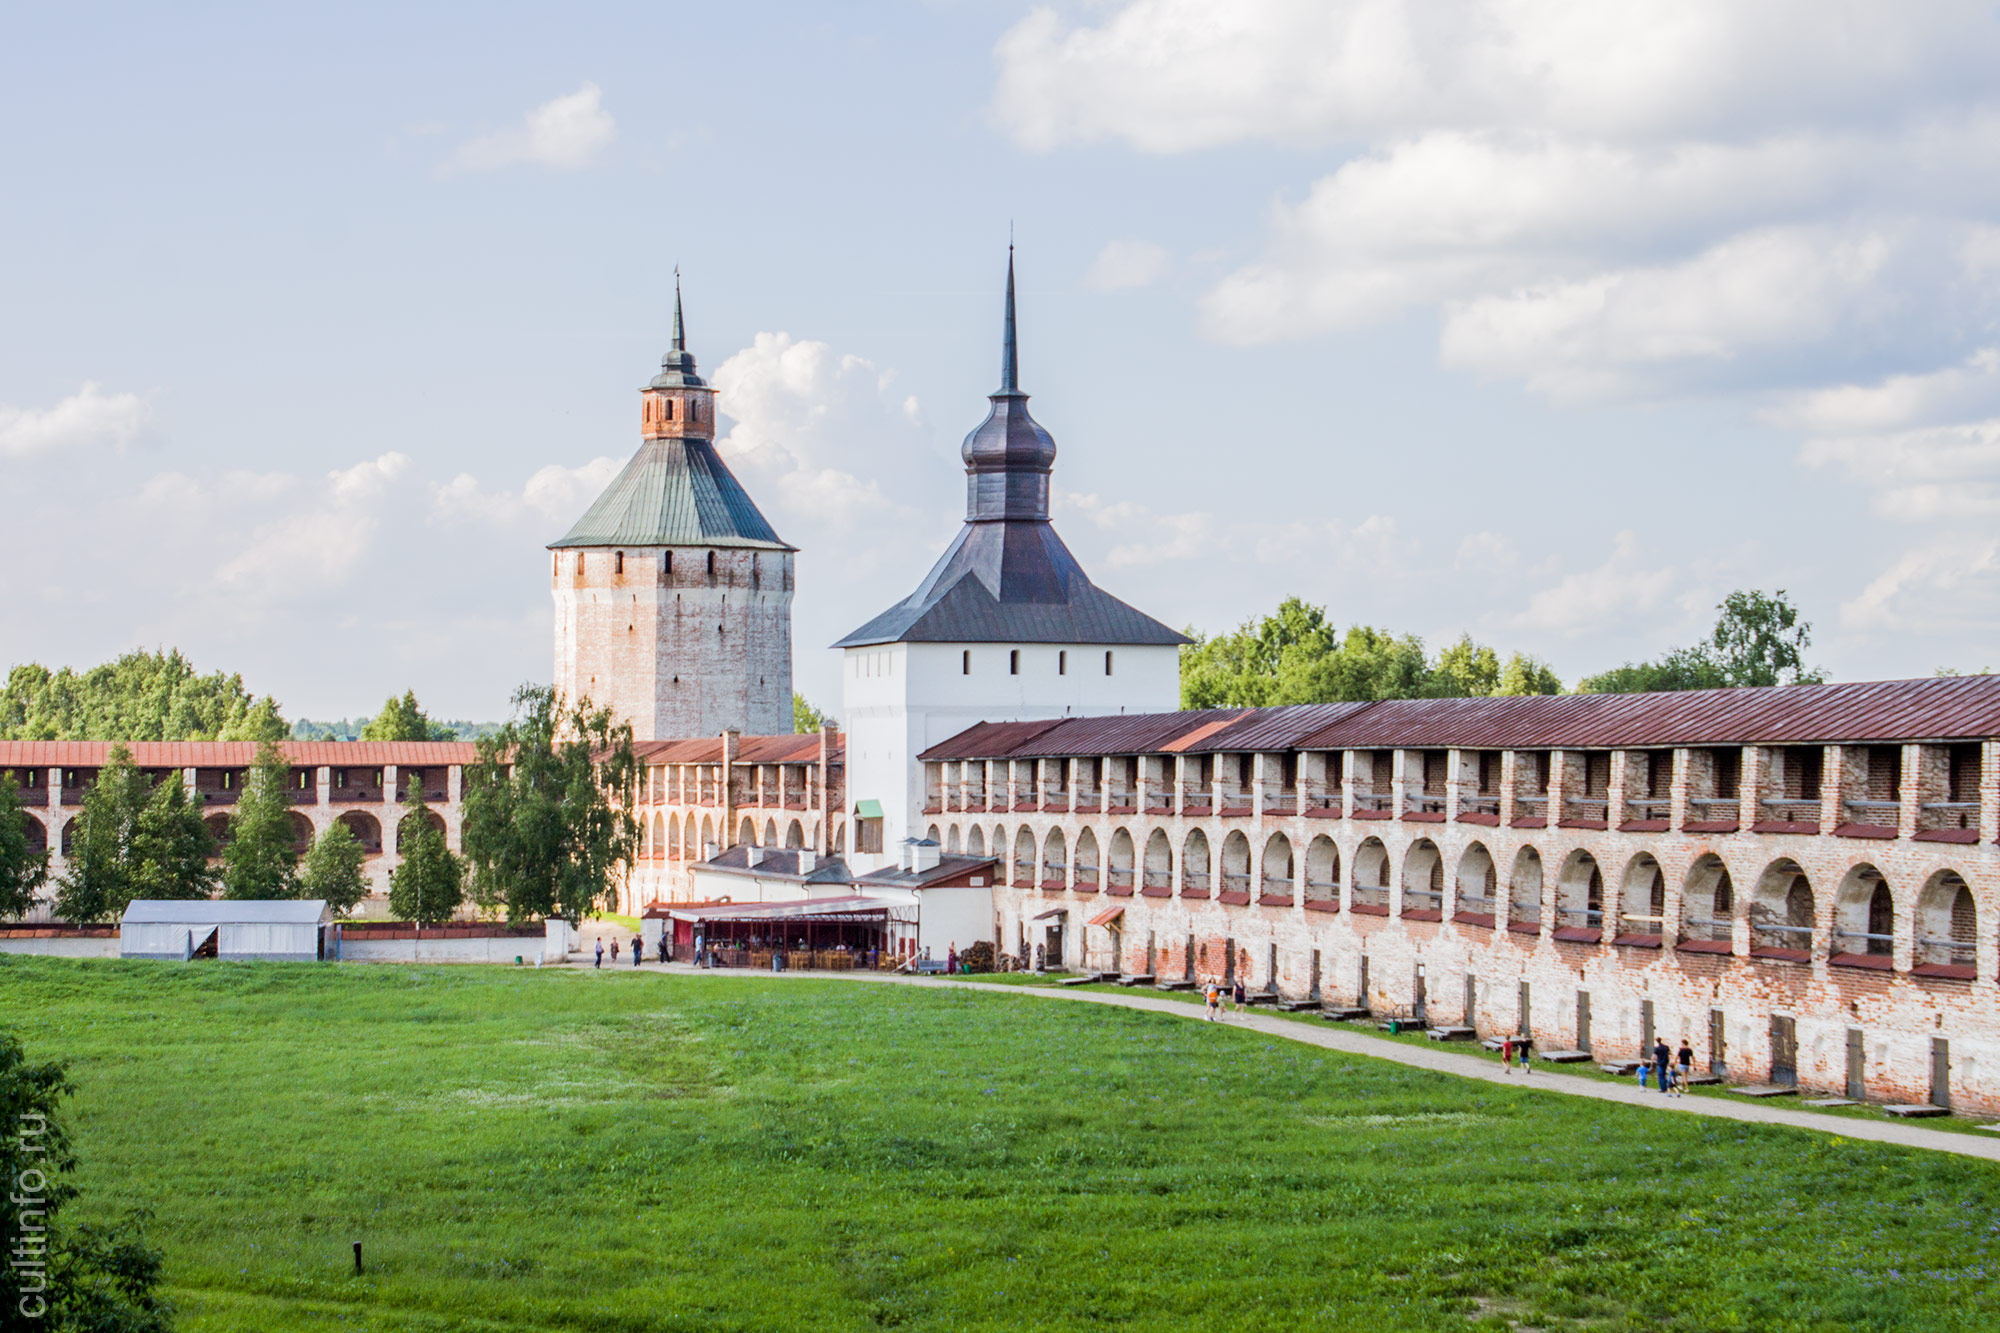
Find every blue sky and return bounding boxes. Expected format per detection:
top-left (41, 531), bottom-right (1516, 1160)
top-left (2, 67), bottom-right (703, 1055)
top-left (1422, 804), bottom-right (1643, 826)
top-left (4, 1), bottom-right (1997, 722)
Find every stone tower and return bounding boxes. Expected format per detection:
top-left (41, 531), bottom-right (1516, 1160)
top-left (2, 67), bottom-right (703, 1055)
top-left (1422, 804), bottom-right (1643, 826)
top-left (550, 283), bottom-right (795, 741)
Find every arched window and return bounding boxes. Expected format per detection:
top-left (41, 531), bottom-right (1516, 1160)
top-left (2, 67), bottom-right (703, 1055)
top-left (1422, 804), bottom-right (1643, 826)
top-left (665, 399), bottom-right (675, 421)
top-left (615, 552), bottom-right (624, 575)
top-left (962, 650), bottom-right (971, 675)
top-left (1104, 651), bottom-right (1115, 675)
top-left (706, 551), bottom-right (716, 576)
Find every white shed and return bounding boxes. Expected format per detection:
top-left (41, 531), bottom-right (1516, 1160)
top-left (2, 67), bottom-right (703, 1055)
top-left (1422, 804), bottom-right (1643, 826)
top-left (120, 899), bottom-right (334, 962)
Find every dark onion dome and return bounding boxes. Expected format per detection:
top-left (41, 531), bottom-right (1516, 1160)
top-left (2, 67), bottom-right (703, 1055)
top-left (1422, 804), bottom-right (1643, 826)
top-left (834, 252), bottom-right (1185, 649)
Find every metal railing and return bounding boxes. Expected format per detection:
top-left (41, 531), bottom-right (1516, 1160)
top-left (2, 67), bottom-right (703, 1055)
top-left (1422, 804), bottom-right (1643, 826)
top-left (1831, 928), bottom-right (1892, 956)
top-left (1918, 937), bottom-right (1975, 966)
top-left (1682, 915), bottom-right (1732, 943)
top-left (1351, 882), bottom-right (1390, 908)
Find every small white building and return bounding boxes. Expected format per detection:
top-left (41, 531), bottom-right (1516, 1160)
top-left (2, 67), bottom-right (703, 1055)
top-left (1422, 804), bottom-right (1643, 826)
top-left (120, 899), bottom-right (335, 962)
top-left (834, 256), bottom-right (1183, 866)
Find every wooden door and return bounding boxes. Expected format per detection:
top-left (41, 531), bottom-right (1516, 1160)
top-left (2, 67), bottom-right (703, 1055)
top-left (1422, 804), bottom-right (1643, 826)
top-left (1846, 1028), bottom-right (1865, 1101)
top-left (1413, 965), bottom-right (1427, 1021)
top-left (1641, 999), bottom-right (1654, 1055)
top-left (1358, 954), bottom-right (1370, 1010)
top-left (1224, 937), bottom-right (1236, 985)
top-left (1310, 949), bottom-right (1321, 1001)
top-left (1463, 973), bottom-right (1477, 1028)
top-left (1709, 1008), bottom-right (1727, 1077)
top-left (1931, 1037), bottom-right (1951, 1109)
top-left (1770, 1015), bottom-right (1797, 1086)
top-left (1518, 981), bottom-right (1531, 1037)
top-left (1576, 991), bottom-right (1592, 1054)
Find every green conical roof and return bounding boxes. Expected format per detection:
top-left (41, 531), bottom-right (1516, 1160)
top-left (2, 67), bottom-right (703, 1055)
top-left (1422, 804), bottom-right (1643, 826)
top-left (548, 438), bottom-right (792, 550)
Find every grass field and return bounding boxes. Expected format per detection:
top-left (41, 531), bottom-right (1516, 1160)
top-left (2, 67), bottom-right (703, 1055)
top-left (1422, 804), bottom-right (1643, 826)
top-left (3, 958), bottom-right (1997, 1332)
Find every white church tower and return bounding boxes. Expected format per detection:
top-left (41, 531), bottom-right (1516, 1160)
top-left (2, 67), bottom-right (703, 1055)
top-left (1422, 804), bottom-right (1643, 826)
top-left (835, 254), bottom-right (1184, 864)
top-left (551, 283), bottom-right (795, 741)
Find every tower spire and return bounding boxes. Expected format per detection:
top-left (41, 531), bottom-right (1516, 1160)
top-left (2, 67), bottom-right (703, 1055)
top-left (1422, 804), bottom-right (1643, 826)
top-left (998, 246), bottom-right (1020, 396)
top-left (672, 267), bottom-right (686, 352)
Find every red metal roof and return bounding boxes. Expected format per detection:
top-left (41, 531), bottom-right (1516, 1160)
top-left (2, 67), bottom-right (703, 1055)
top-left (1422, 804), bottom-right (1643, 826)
top-left (917, 675), bottom-right (2000, 761)
top-left (631, 733), bottom-right (841, 765)
top-left (0, 740), bottom-right (481, 767)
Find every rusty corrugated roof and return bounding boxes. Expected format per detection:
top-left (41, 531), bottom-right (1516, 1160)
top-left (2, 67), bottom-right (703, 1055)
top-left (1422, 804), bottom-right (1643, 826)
top-left (631, 734), bottom-right (840, 765)
top-left (917, 675), bottom-right (2000, 760)
top-left (0, 741), bottom-right (481, 767)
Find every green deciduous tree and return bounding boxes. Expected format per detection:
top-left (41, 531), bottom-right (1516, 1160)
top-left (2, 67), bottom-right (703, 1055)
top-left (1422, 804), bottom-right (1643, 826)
top-left (388, 781), bottom-right (462, 925)
top-left (52, 746), bottom-right (150, 923)
top-left (1, 648), bottom-right (286, 741)
top-left (462, 685), bottom-right (640, 925)
top-left (0, 771), bottom-right (50, 921)
top-left (793, 693), bottom-right (833, 734)
top-left (1576, 590), bottom-right (1824, 694)
top-left (221, 740), bottom-right (298, 899)
top-left (1, 1030), bottom-right (174, 1332)
top-left (128, 773), bottom-right (216, 902)
top-left (360, 690), bottom-right (457, 741)
top-left (1180, 598), bottom-right (1561, 707)
top-left (298, 821), bottom-right (369, 917)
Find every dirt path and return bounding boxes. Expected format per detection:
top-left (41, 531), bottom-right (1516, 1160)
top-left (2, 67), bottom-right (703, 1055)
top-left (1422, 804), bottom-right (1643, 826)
top-left (562, 958), bottom-right (2000, 1163)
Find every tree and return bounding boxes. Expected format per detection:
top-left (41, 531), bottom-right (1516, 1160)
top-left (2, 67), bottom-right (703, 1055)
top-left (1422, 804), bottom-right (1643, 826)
top-left (298, 821), bottom-right (369, 917)
top-left (52, 746), bottom-right (150, 923)
top-left (1576, 590), bottom-right (1823, 694)
top-left (0, 770), bottom-right (49, 921)
top-left (388, 781), bottom-right (462, 925)
top-left (1495, 653), bottom-right (1564, 697)
top-left (793, 693), bottom-right (834, 734)
top-left (127, 773), bottom-right (216, 902)
top-left (360, 689), bottom-right (456, 741)
top-left (1, 1030), bottom-right (174, 1332)
top-left (1, 648), bottom-right (286, 741)
top-left (1708, 589), bottom-right (1822, 688)
top-left (1180, 598), bottom-right (1559, 706)
top-left (221, 740), bottom-right (298, 899)
top-left (461, 685), bottom-right (640, 925)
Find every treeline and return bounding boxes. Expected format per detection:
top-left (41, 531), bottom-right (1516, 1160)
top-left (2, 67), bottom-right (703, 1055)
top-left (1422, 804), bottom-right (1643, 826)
top-left (1182, 590), bottom-right (1822, 708)
top-left (1, 649), bottom-right (496, 743)
top-left (1181, 598), bottom-right (1563, 708)
top-left (1, 649), bottom-right (286, 741)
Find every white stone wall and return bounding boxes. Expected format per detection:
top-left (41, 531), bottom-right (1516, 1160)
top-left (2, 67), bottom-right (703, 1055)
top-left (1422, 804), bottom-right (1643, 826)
top-left (842, 640), bottom-right (1179, 862)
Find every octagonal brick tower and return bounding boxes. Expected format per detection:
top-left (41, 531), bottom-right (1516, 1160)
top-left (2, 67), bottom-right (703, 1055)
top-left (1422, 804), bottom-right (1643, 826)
top-left (549, 284), bottom-right (795, 741)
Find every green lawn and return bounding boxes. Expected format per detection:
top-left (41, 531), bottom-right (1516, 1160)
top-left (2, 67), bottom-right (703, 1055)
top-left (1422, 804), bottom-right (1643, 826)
top-left (3, 958), bottom-right (1996, 1332)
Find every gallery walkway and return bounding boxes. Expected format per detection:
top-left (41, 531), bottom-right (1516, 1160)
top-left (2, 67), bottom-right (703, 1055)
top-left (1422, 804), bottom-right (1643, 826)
top-left (568, 956), bottom-right (2000, 1164)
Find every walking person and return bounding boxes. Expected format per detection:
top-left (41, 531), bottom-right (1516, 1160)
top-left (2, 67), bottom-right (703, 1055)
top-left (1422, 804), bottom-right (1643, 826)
top-left (610, 937), bottom-right (619, 963)
top-left (657, 934), bottom-right (669, 964)
top-left (1231, 977), bottom-right (1247, 1016)
top-left (593, 939), bottom-right (604, 969)
top-left (1501, 1034), bottom-right (1514, 1074)
top-left (947, 944), bottom-right (959, 976)
top-left (1204, 981), bottom-right (1221, 1021)
top-left (1676, 1039), bottom-right (1695, 1097)
top-left (1518, 1033), bottom-right (1533, 1073)
top-left (632, 934), bottom-right (643, 967)
top-left (1652, 1036), bottom-right (1672, 1095)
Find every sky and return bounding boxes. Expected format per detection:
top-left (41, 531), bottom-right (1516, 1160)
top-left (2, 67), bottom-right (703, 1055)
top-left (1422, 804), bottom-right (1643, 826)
top-left (3, 1), bottom-right (1998, 724)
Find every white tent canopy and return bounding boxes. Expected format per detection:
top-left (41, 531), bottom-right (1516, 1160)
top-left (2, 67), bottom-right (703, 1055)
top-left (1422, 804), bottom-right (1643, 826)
top-left (120, 899), bottom-right (333, 962)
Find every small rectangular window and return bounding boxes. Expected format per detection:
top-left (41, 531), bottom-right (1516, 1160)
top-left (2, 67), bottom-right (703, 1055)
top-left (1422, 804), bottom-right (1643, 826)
top-left (663, 551), bottom-right (673, 574)
top-left (1104, 650), bottom-right (1115, 676)
top-left (615, 551), bottom-right (624, 575)
top-left (962, 650), bottom-right (971, 675)
top-left (1059, 650), bottom-right (1067, 675)
top-left (1009, 649), bottom-right (1020, 675)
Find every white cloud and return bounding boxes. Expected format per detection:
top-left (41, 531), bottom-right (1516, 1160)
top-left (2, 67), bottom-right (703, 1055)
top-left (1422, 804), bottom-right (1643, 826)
top-left (433, 457), bottom-right (623, 526)
top-left (1775, 348), bottom-right (2000, 435)
top-left (1515, 531), bottom-right (1676, 634)
top-left (1842, 533), bottom-right (2000, 633)
top-left (1084, 239), bottom-right (1170, 291)
top-left (0, 383), bottom-right (148, 457)
top-left (994, 1), bottom-right (2000, 153)
top-left (451, 83), bottom-right (616, 172)
top-left (713, 331), bottom-right (944, 538)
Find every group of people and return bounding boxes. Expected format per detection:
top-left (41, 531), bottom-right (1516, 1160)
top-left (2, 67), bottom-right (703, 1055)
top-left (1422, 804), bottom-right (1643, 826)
top-left (591, 935), bottom-right (649, 969)
top-left (1202, 977), bottom-right (1249, 1020)
top-left (1638, 1038), bottom-right (1696, 1096)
